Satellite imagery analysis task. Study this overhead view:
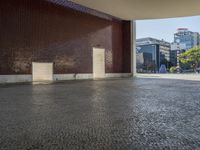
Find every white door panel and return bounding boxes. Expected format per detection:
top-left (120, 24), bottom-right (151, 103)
top-left (93, 48), bottom-right (105, 78)
top-left (32, 62), bottom-right (53, 81)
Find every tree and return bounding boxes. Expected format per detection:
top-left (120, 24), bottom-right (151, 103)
top-left (179, 46), bottom-right (200, 72)
top-left (170, 66), bottom-right (177, 73)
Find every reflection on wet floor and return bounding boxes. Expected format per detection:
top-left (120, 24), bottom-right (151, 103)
top-left (0, 78), bottom-right (200, 149)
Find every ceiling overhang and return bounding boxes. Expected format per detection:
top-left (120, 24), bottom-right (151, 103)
top-left (70, 0), bottom-right (200, 20)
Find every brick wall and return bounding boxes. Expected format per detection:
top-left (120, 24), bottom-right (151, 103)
top-left (0, 0), bottom-right (131, 75)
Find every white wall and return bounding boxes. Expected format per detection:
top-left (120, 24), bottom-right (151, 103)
top-left (0, 73), bottom-right (132, 84)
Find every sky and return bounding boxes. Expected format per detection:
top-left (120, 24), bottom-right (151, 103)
top-left (136, 16), bottom-right (200, 43)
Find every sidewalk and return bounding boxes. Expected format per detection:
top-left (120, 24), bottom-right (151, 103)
top-left (136, 73), bottom-right (200, 81)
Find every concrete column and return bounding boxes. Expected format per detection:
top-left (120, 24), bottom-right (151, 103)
top-left (131, 20), bottom-right (137, 76)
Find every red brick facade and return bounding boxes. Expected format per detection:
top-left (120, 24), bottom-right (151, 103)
top-left (0, 0), bottom-right (131, 75)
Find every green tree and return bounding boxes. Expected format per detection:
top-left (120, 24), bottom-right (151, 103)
top-left (170, 66), bottom-right (177, 73)
top-left (179, 46), bottom-right (200, 72)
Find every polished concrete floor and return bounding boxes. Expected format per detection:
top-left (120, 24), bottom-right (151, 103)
top-left (1, 77), bottom-right (200, 150)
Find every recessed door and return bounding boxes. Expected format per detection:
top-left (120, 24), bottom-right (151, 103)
top-left (32, 62), bottom-right (53, 81)
top-left (93, 48), bottom-right (105, 78)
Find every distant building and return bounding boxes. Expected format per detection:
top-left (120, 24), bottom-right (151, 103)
top-left (136, 38), bottom-right (171, 72)
top-left (137, 37), bottom-right (170, 46)
top-left (170, 50), bottom-right (177, 66)
top-left (160, 44), bottom-right (170, 62)
top-left (136, 52), bottom-right (144, 66)
top-left (136, 45), bottom-right (155, 72)
top-left (171, 42), bottom-right (186, 51)
top-left (174, 28), bottom-right (200, 50)
top-left (171, 28), bottom-right (200, 69)
top-left (170, 42), bottom-right (186, 66)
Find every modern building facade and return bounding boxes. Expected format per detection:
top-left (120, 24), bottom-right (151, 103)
top-left (136, 38), bottom-right (171, 72)
top-left (170, 42), bottom-right (187, 66)
top-left (174, 28), bottom-right (200, 50)
top-left (136, 44), bottom-right (158, 72)
top-left (0, 0), bottom-right (132, 83)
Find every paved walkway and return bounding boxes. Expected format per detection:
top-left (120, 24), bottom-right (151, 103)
top-left (136, 73), bottom-right (200, 81)
top-left (0, 78), bottom-right (200, 149)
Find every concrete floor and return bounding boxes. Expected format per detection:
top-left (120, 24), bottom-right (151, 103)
top-left (0, 77), bottom-right (200, 150)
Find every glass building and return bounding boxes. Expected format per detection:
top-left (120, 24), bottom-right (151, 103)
top-left (136, 38), bottom-right (171, 72)
top-left (136, 44), bottom-right (160, 72)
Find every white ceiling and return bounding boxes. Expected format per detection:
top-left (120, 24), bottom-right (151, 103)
top-left (70, 0), bottom-right (200, 20)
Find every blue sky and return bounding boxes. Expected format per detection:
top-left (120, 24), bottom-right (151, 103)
top-left (136, 16), bottom-right (200, 43)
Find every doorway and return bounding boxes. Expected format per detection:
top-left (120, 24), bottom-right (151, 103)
top-left (93, 48), bottom-right (105, 78)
